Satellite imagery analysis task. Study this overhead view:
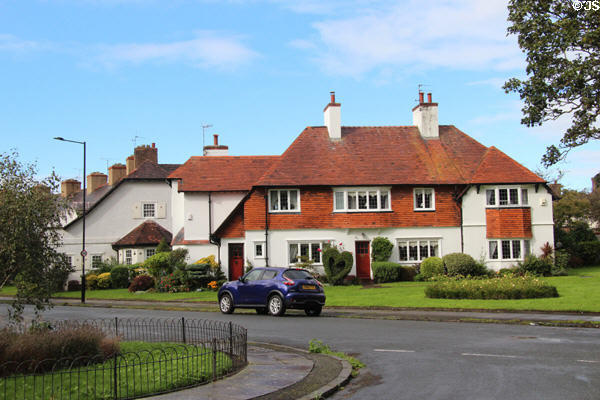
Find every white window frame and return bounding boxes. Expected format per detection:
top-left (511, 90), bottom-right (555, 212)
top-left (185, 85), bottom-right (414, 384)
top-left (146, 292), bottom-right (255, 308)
top-left (142, 201), bottom-right (157, 218)
top-left (145, 248), bottom-right (156, 259)
top-left (485, 187), bottom-right (529, 207)
top-left (488, 239), bottom-right (531, 261)
top-left (397, 238), bottom-right (441, 263)
top-left (287, 240), bottom-right (326, 265)
top-left (268, 189), bottom-right (301, 213)
top-left (254, 242), bottom-right (265, 259)
top-left (91, 254), bottom-right (102, 268)
top-left (332, 187), bottom-right (392, 212)
top-left (125, 249), bottom-right (133, 265)
top-left (413, 188), bottom-right (435, 211)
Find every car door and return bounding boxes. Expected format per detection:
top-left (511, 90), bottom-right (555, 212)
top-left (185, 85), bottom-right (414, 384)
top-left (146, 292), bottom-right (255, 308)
top-left (253, 269), bottom-right (279, 305)
top-left (237, 269), bottom-right (264, 305)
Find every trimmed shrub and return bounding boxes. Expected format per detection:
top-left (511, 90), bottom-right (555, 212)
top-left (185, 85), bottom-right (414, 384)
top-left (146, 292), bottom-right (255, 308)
top-left (420, 256), bottom-right (444, 278)
top-left (85, 274), bottom-right (98, 290)
top-left (572, 241), bottom-right (600, 266)
top-left (96, 272), bottom-right (112, 289)
top-left (144, 248), bottom-right (188, 278)
top-left (322, 246), bottom-right (353, 285)
top-left (518, 255), bottom-right (552, 276)
top-left (552, 250), bottom-right (569, 276)
top-left (372, 262), bottom-right (402, 283)
top-left (399, 266), bottom-right (417, 281)
top-left (443, 253), bottom-right (485, 276)
top-left (67, 280), bottom-right (81, 292)
top-left (371, 237), bottom-right (394, 262)
top-left (110, 265), bottom-right (130, 288)
top-left (128, 274), bottom-right (155, 292)
top-left (425, 275), bottom-right (559, 299)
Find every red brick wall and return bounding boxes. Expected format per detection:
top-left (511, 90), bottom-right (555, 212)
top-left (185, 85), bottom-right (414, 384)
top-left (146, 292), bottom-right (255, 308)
top-left (243, 186), bottom-right (460, 231)
top-left (486, 208), bottom-right (532, 238)
top-left (219, 208), bottom-right (245, 238)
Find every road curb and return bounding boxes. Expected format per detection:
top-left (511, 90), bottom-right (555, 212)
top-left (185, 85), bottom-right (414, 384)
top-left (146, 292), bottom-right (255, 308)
top-left (250, 342), bottom-right (354, 400)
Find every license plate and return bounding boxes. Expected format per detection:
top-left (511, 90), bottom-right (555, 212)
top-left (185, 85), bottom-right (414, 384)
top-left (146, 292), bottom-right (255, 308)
top-left (302, 284), bottom-right (316, 290)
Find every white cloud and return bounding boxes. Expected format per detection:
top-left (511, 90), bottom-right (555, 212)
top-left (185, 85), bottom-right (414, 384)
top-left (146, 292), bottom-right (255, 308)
top-left (293, 0), bottom-right (523, 77)
top-left (467, 77), bottom-right (509, 90)
top-left (92, 32), bottom-right (258, 69)
top-left (0, 34), bottom-right (43, 52)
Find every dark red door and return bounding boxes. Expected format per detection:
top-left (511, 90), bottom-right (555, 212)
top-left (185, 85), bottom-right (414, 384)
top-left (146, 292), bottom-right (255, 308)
top-left (228, 244), bottom-right (244, 281)
top-left (355, 241), bottom-right (371, 280)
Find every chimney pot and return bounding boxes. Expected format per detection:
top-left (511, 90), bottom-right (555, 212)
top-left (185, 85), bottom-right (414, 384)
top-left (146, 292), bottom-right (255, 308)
top-left (330, 91), bottom-right (335, 103)
top-left (419, 92), bottom-right (424, 103)
top-left (213, 134), bottom-right (219, 146)
top-left (152, 142), bottom-right (155, 148)
top-left (427, 93), bottom-right (432, 103)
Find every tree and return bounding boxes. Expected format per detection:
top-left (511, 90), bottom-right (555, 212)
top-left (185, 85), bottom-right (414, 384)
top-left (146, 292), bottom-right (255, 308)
top-left (553, 189), bottom-right (591, 229)
top-left (504, 0), bottom-right (600, 166)
top-left (0, 151), bottom-right (73, 322)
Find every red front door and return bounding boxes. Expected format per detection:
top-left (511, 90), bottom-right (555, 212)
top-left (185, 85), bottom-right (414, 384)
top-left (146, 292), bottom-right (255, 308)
top-left (228, 243), bottom-right (244, 281)
top-left (355, 241), bottom-right (371, 280)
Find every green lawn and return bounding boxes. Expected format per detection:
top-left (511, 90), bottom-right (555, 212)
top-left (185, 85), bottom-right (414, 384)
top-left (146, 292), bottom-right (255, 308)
top-left (324, 266), bottom-right (600, 312)
top-left (0, 341), bottom-right (232, 400)
top-left (2, 266), bottom-right (600, 312)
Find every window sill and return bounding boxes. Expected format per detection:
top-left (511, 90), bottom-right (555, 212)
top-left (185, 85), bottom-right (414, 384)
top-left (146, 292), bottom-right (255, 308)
top-left (485, 206), bottom-right (530, 209)
top-left (413, 209), bottom-right (436, 212)
top-left (333, 209), bottom-right (393, 213)
top-left (269, 211), bottom-right (301, 214)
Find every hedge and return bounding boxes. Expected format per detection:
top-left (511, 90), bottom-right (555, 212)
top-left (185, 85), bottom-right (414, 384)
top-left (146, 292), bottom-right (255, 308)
top-left (420, 257), bottom-right (444, 278)
top-left (425, 275), bottom-right (559, 300)
top-left (372, 262), bottom-right (416, 283)
top-left (442, 253), bottom-right (487, 276)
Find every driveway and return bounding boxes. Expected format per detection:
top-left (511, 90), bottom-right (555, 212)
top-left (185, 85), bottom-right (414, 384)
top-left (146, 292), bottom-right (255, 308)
top-left (1, 305), bottom-right (598, 400)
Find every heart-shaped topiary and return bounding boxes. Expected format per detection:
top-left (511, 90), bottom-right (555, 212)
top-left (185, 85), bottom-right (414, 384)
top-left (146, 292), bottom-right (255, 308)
top-left (322, 246), bottom-right (354, 285)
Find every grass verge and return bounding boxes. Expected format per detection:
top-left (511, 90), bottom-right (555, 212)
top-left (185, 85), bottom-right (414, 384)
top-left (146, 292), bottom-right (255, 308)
top-left (0, 341), bottom-right (232, 400)
top-left (309, 339), bottom-right (364, 377)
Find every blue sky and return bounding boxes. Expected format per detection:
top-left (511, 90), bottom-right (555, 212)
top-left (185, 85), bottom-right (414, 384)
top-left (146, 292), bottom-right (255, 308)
top-left (1, 0), bottom-right (597, 190)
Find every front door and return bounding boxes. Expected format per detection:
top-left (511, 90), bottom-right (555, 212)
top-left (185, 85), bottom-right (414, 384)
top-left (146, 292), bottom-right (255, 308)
top-left (228, 243), bottom-right (244, 281)
top-left (355, 241), bottom-right (371, 280)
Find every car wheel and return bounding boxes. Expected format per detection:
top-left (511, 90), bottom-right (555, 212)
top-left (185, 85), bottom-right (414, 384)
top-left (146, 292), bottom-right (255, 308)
top-left (304, 305), bottom-right (322, 317)
top-left (219, 294), bottom-right (235, 314)
top-left (255, 307), bottom-right (268, 315)
top-left (267, 295), bottom-right (286, 316)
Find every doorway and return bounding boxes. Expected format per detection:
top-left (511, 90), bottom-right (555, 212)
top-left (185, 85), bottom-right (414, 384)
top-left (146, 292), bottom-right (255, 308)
top-left (228, 243), bottom-right (244, 280)
top-left (355, 241), bottom-right (371, 280)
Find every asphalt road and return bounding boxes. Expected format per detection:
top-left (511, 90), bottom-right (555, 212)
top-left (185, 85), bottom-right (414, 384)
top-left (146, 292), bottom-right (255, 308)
top-left (2, 305), bottom-right (598, 400)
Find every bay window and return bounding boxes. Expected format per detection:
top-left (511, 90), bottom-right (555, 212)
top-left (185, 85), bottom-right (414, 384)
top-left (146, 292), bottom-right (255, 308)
top-left (488, 239), bottom-right (531, 260)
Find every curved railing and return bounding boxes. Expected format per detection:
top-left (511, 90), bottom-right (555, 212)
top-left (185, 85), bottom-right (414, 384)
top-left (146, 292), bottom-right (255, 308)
top-left (0, 317), bottom-right (247, 400)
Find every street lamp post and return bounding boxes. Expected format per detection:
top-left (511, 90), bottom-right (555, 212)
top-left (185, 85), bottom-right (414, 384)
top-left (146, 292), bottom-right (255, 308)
top-left (54, 137), bottom-right (86, 303)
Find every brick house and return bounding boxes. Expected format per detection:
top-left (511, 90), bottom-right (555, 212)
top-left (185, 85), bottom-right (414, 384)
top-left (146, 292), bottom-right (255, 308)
top-left (208, 93), bottom-right (554, 280)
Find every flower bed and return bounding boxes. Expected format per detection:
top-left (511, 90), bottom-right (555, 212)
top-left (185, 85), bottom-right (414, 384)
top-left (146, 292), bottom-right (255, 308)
top-left (425, 275), bottom-right (559, 300)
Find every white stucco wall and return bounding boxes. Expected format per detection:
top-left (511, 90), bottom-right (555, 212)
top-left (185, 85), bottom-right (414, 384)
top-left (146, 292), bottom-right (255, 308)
top-left (181, 191), bottom-right (245, 241)
top-left (59, 180), bottom-right (172, 279)
top-left (170, 180), bottom-right (185, 238)
top-left (461, 184), bottom-right (554, 270)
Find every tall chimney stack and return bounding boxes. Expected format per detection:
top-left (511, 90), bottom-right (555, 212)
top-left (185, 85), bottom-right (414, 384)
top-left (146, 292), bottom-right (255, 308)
top-left (87, 172), bottom-right (107, 194)
top-left (324, 91), bottom-right (341, 140)
top-left (108, 163), bottom-right (127, 185)
top-left (126, 155), bottom-right (135, 175)
top-left (134, 144), bottom-right (158, 169)
top-left (61, 179), bottom-right (81, 198)
top-left (412, 92), bottom-right (439, 139)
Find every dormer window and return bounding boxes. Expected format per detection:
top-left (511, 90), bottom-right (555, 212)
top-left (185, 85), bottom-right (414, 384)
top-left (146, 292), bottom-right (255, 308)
top-left (486, 187), bottom-right (529, 207)
top-left (333, 187), bottom-right (391, 212)
top-left (269, 189), bottom-right (300, 212)
top-left (414, 188), bottom-right (435, 211)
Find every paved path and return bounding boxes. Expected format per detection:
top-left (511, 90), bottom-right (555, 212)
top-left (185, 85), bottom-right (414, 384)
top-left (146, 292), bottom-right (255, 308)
top-left (154, 345), bottom-right (313, 400)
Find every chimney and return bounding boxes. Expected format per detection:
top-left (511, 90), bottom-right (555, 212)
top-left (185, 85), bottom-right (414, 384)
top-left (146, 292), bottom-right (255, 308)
top-left (61, 179), bottom-right (81, 198)
top-left (134, 143), bottom-right (158, 169)
top-left (412, 92), bottom-right (439, 139)
top-left (87, 172), bottom-right (107, 194)
top-left (324, 91), bottom-right (341, 140)
top-left (203, 134), bottom-right (229, 156)
top-left (126, 155), bottom-right (135, 175)
top-left (108, 163), bottom-right (127, 185)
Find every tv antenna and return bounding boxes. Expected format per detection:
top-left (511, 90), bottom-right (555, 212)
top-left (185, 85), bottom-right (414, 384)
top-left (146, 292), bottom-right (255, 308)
top-left (417, 84), bottom-right (431, 102)
top-left (132, 133), bottom-right (145, 146)
top-left (202, 124), bottom-right (213, 151)
top-left (100, 158), bottom-right (113, 169)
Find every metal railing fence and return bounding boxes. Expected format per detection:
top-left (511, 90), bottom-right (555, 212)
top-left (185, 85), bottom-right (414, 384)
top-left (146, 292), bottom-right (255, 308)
top-left (0, 317), bottom-right (247, 400)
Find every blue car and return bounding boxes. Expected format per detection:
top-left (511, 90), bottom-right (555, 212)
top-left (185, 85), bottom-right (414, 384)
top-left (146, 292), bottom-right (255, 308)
top-left (218, 267), bottom-right (326, 316)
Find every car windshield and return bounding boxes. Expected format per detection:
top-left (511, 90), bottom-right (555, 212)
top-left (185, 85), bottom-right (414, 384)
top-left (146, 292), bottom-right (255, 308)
top-left (283, 269), bottom-right (314, 280)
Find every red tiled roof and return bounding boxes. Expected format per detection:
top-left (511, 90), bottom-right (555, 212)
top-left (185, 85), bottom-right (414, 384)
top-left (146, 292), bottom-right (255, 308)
top-left (168, 156), bottom-right (278, 192)
top-left (170, 227), bottom-right (210, 246)
top-left (470, 147), bottom-right (544, 184)
top-left (112, 220), bottom-right (172, 248)
top-left (255, 126), bottom-right (543, 186)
